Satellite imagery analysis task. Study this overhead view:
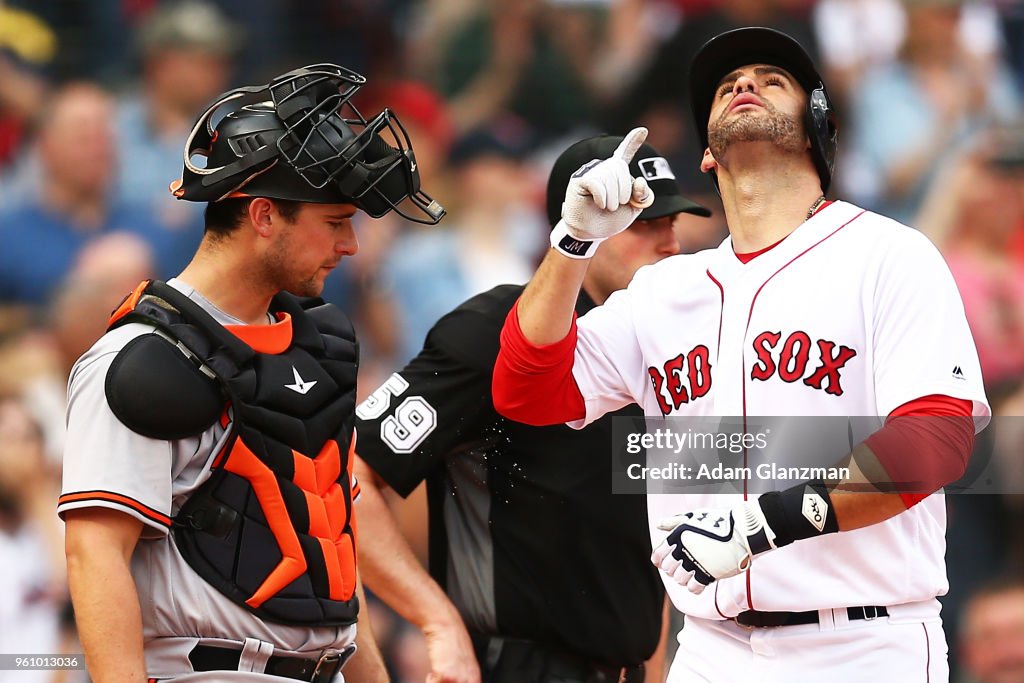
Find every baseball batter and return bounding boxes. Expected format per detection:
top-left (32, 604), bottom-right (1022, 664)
top-left (354, 135), bottom-right (709, 683)
top-left (492, 27), bottom-right (990, 681)
top-left (58, 64), bottom-right (443, 682)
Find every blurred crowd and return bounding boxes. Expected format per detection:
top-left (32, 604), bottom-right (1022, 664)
top-left (0, 0), bottom-right (1022, 681)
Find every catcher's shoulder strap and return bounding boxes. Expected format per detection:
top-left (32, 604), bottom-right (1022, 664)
top-left (102, 281), bottom-right (357, 442)
top-left (104, 280), bottom-right (227, 441)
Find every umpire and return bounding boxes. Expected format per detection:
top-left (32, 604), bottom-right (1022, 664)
top-left (355, 135), bottom-right (710, 682)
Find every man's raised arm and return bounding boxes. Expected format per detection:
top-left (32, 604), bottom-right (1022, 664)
top-left (493, 127), bottom-right (652, 424)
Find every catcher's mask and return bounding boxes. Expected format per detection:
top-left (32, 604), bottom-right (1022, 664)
top-left (689, 27), bottom-right (838, 194)
top-left (170, 63), bottom-right (445, 224)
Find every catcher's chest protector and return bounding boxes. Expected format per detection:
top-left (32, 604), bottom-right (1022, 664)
top-left (107, 281), bottom-right (360, 626)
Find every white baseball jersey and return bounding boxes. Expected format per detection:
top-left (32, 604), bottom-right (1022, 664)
top-left (58, 279), bottom-right (357, 681)
top-left (568, 201), bottom-right (990, 618)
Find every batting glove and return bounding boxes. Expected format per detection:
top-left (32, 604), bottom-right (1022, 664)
top-left (651, 501), bottom-right (779, 594)
top-left (550, 127), bottom-right (654, 259)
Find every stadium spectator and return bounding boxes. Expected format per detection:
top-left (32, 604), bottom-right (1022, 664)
top-left (0, 396), bottom-right (66, 682)
top-left (414, 0), bottom-right (602, 142)
top-left (847, 0), bottom-right (1020, 224)
top-left (0, 6), bottom-right (53, 170)
top-left (959, 577), bottom-right (1024, 683)
top-left (113, 0), bottom-right (239, 265)
top-left (915, 121), bottom-right (1024, 391)
top-left (0, 83), bottom-right (169, 308)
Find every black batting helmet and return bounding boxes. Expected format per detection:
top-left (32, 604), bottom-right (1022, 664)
top-left (689, 27), bottom-right (838, 193)
top-left (171, 63), bottom-right (445, 224)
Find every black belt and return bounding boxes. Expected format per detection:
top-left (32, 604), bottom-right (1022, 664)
top-left (474, 635), bottom-right (645, 683)
top-left (734, 605), bottom-right (889, 628)
top-left (188, 643), bottom-right (354, 681)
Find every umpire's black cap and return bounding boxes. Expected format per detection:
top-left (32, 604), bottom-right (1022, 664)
top-left (546, 135), bottom-right (711, 228)
top-left (689, 27), bottom-right (824, 150)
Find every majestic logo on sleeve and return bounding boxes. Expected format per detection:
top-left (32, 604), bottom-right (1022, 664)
top-left (648, 345), bottom-right (713, 415)
top-left (750, 331), bottom-right (857, 396)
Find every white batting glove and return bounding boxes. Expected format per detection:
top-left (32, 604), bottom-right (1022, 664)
top-left (550, 127), bottom-right (654, 259)
top-left (651, 502), bottom-right (778, 594)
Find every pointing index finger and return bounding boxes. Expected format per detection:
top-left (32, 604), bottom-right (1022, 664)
top-left (614, 127), bottom-right (648, 164)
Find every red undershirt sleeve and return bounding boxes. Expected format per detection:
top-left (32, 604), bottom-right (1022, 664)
top-left (862, 394), bottom-right (975, 508)
top-left (492, 299), bottom-right (587, 426)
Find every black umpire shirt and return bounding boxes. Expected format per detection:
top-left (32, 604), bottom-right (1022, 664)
top-left (356, 285), bottom-right (663, 667)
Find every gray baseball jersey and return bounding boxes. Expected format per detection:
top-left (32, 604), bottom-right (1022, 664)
top-left (58, 279), bottom-right (357, 681)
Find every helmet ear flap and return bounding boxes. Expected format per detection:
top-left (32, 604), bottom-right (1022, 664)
top-left (806, 86), bottom-right (838, 193)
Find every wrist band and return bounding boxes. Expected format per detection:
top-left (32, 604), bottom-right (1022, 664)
top-left (550, 220), bottom-right (604, 259)
top-left (757, 479), bottom-right (840, 547)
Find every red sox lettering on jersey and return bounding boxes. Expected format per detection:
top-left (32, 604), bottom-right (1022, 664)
top-left (648, 332), bottom-right (857, 415)
top-left (749, 331), bottom-right (856, 396)
top-left (647, 345), bottom-right (712, 414)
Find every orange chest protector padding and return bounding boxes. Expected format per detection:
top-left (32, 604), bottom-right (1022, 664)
top-left (106, 280), bottom-right (360, 626)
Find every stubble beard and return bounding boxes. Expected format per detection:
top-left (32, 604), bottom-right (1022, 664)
top-left (290, 276), bottom-right (323, 298)
top-left (263, 235), bottom-right (324, 298)
top-left (285, 267), bottom-right (325, 299)
top-left (708, 102), bottom-right (805, 159)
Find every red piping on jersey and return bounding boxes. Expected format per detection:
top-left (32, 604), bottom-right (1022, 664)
top-left (706, 270), bottom-right (725, 358)
top-left (923, 622), bottom-right (931, 682)
top-left (739, 207), bottom-right (866, 610)
top-left (730, 200), bottom-right (834, 265)
top-left (741, 209), bottom-right (867, 387)
top-left (713, 581), bottom-right (728, 619)
top-left (58, 490), bottom-right (172, 527)
top-left (739, 208), bottom-right (866, 426)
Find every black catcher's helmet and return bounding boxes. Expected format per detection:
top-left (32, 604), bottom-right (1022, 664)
top-left (171, 63), bottom-right (445, 224)
top-left (689, 27), bottom-right (838, 193)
